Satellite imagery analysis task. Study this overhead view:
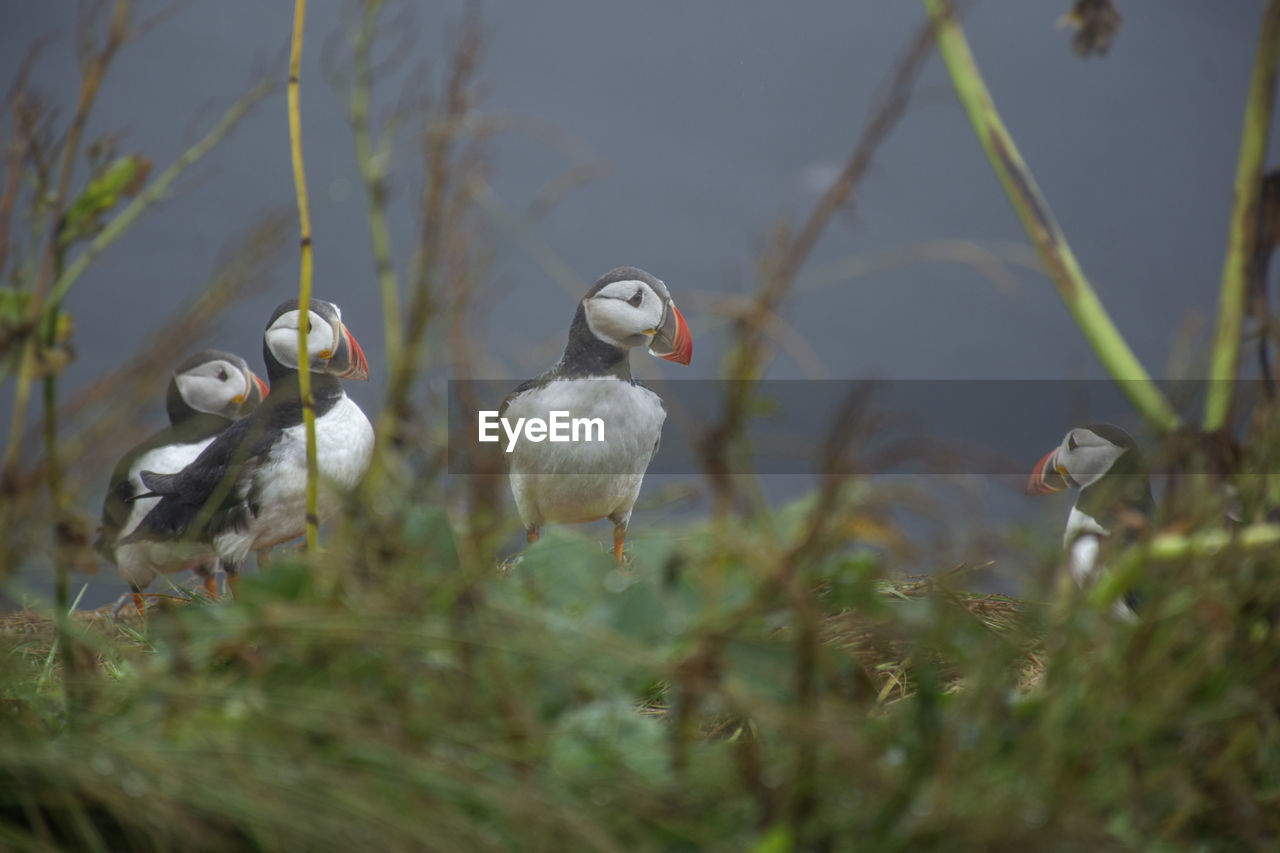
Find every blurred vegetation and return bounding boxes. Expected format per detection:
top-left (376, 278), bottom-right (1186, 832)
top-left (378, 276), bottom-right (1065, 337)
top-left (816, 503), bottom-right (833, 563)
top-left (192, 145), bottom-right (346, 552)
top-left (2, 1), bottom-right (1280, 850)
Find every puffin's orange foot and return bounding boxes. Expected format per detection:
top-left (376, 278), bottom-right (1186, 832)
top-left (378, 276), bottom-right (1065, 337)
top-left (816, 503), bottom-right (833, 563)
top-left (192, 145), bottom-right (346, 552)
top-left (203, 576), bottom-right (219, 599)
top-left (612, 526), bottom-right (626, 567)
top-left (526, 527), bottom-right (540, 545)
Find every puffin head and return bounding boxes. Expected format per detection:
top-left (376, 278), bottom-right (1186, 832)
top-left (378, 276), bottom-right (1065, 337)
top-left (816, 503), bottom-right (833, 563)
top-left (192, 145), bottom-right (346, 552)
top-left (1027, 423), bottom-right (1139, 495)
top-left (167, 349), bottom-right (268, 423)
top-left (263, 298), bottom-right (369, 382)
top-left (580, 267), bottom-right (692, 365)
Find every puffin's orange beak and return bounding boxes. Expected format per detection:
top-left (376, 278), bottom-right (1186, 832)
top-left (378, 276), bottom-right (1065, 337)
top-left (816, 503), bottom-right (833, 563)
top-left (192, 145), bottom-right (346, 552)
top-left (251, 372), bottom-right (269, 402)
top-left (329, 324), bottom-right (370, 381)
top-left (1027, 448), bottom-right (1069, 495)
top-left (649, 300), bottom-right (692, 366)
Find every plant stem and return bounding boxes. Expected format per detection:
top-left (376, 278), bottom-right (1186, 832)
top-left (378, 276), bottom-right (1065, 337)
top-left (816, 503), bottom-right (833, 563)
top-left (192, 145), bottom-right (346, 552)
top-left (1093, 522), bottom-right (1280, 607)
top-left (349, 0), bottom-right (403, 372)
top-left (48, 80), bottom-right (272, 309)
top-left (923, 0), bottom-right (1180, 433)
top-left (2, 0), bottom-right (131, 485)
top-left (1204, 0), bottom-right (1280, 432)
top-left (289, 0), bottom-right (319, 552)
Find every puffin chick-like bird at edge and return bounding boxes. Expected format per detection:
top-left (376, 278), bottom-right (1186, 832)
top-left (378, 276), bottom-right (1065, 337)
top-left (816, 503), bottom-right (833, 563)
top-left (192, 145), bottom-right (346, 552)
top-left (1027, 423), bottom-right (1154, 620)
top-left (120, 299), bottom-right (374, 606)
top-left (98, 350), bottom-right (268, 615)
top-left (501, 266), bottom-right (693, 566)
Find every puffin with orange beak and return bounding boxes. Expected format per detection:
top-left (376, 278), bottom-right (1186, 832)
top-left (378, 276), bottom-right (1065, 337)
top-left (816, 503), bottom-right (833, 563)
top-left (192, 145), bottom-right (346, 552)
top-left (122, 299), bottom-right (374, 600)
top-left (501, 266), bottom-right (692, 565)
top-left (99, 349), bottom-right (268, 613)
top-left (1027, 423), bottom-right (1153, 618)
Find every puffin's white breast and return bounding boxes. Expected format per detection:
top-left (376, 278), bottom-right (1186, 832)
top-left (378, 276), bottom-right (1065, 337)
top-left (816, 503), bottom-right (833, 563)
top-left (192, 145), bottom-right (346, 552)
top-left (1064, 504), bottom-right (1134, 620)
top-left (113, 439), bottom-right (221, 585)
top-left (1064, 505), bottom-right (1108, 586)
top-left (215, 394), bottom-right (374, 564)
top-left (504, 377), bottom-right (666, 526)
top-left (120, 439), bottom-right (215, 542)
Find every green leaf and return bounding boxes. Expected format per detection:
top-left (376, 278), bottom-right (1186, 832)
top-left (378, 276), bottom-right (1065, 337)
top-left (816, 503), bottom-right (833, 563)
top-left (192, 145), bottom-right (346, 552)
top-left (750, 825), bottom-right (794, 853)
top-left (59, 155), bottom-right (151, 247)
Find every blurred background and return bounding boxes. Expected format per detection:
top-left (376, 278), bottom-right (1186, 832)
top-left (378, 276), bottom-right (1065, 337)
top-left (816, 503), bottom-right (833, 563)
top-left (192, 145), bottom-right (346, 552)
top-left (1, 1), bottom-right (1274, 604)
top-left (6, 6), bottom-right (1280, 846)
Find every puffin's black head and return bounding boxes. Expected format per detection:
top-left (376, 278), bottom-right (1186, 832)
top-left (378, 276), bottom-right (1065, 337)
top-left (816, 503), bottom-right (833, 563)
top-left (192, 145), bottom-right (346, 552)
top-left (1027, 423), bottom-right (1143, 495)
top-left (262, 298), bottom-right (370, 383)
top-left (575, 266), bottom-right (692, 365)
top-left (165, 349), bottom-right (268, 424)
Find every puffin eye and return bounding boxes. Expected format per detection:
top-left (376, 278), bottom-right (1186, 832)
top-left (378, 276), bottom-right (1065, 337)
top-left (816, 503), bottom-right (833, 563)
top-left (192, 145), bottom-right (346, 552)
top-left (216, 368), bottom-right (228, 382)
top-left (627, 291), bottom-right (643, 308)
top-left (1067, 434), bottom-right (1079, 451)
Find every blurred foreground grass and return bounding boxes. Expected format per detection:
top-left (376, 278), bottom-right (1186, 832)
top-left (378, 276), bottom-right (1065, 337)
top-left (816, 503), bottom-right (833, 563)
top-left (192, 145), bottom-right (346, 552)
top-left (3, 3), bottom-right (1280, 849)
top-left (2, 505), bottom-right (1278, 851)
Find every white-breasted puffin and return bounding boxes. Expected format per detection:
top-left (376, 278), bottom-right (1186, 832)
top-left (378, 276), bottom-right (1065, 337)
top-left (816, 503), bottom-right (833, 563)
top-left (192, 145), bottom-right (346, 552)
top-left (121, 299), bottom-right (374, 599)
top-left (98, 350), bottom-right (268, 612)
top-left (1027, 423), bottom-right (1154, 618)
top-left (501, 266), bottom-right (692, 565)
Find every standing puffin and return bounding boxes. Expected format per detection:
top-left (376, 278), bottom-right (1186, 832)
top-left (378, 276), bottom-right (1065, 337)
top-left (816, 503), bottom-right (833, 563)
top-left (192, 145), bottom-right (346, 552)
top-left (98, 350), bottom-right (268, 612)
top-left (121, 299), bottom-right (374, 599)
top-left (501, 266), bottom-right (692, 565)
top-left (1027, 423), bottom-right (1154, 618)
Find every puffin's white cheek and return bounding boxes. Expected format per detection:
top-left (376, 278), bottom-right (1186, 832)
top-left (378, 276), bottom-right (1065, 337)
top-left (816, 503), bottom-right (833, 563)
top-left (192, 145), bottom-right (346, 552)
top-left (584, 299), bottom-right (660, 347)
top-left (309, 324), bottom-right (336, 360)
top-left (265, 329), bottom-right (301, 369)
top-left (174, 374), bottom-right (214, 409)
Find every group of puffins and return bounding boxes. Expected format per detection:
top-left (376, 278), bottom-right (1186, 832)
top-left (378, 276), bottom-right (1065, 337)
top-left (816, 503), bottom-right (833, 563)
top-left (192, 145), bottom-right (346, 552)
top-left (96, 267), bottom-right (691, 614)
top-left (97, 265), bottom-right (1139, 618)
top-left (97, 299), bottom-right (375, 613)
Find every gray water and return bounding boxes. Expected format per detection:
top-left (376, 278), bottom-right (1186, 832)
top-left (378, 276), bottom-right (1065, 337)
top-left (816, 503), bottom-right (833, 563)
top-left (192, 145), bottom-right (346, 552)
top-left (2, 1), bottom-right (1275, 608)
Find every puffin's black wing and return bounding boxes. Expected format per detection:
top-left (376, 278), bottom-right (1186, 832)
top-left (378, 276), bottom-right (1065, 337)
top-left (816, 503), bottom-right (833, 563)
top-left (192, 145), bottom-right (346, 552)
top-left (634, 378), bottom-right (666, 466)
top-left (127, 416), bottom-right (276, 543)
top-left (498, 378), bottom-right (538, 420)
top-left (494, 379), bottom-right (539, 472)
top-left (96, 453), bottom-right (141, 559)
top-left (98, 415), bottom-right (234, 555)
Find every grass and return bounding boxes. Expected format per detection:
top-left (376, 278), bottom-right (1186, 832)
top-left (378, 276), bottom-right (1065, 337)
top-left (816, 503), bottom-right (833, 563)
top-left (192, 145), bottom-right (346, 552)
top-left (3, 2), bottom-right (1280, 849)
top-left (2, 514), bottom-right (1277, 850)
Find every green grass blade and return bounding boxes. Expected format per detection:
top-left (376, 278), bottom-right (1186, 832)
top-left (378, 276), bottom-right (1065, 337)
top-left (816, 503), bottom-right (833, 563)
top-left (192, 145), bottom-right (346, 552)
top-left (1204, 0), bottom-right (1280, 431)
top-left (923, 0), bottom-right (1180, 432)
top-left (288, 0), bottom-right (320, 552)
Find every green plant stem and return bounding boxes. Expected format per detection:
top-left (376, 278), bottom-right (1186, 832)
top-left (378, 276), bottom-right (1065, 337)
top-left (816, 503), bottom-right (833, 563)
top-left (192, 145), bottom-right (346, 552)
top-left (49, 81), bottom-right (272, 310)
top-left (1092, 522), bottom-right (1280, 607)
top-left (923, 0), bottom-right (1180, 433)
top-left (288, 0), bottom-right (319, 552)
top-left (44, 237), bottom-right (76, 707)
top-left (350, 0), bottom-right (402, 372)
top-left (1, 79), bottom-right (271, 485)
top-left (1204, 0), bottom-right (1280, 431)
top-left (2, 1), bottom-right (130, 485)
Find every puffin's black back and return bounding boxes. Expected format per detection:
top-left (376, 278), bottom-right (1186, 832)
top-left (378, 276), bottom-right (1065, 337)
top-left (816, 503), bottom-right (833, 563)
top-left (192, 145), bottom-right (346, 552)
top-left (97, 412), bottom-right (240, 556)
top-left (127, 364), bottom-right (347, 545)
top-left (98, 349), bottom-right (253, 556)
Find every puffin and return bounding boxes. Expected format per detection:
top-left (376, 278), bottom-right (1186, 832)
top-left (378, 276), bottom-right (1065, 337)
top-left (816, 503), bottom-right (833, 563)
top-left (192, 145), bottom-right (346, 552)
top-left (98, 350), bottom-right (268, 612)
top-left (1027, 423), bottom-right (1154, 618)
top-left (120, 299), bottom-right (374, 599)
top-left (501, 266), bottom-right (692, 565)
